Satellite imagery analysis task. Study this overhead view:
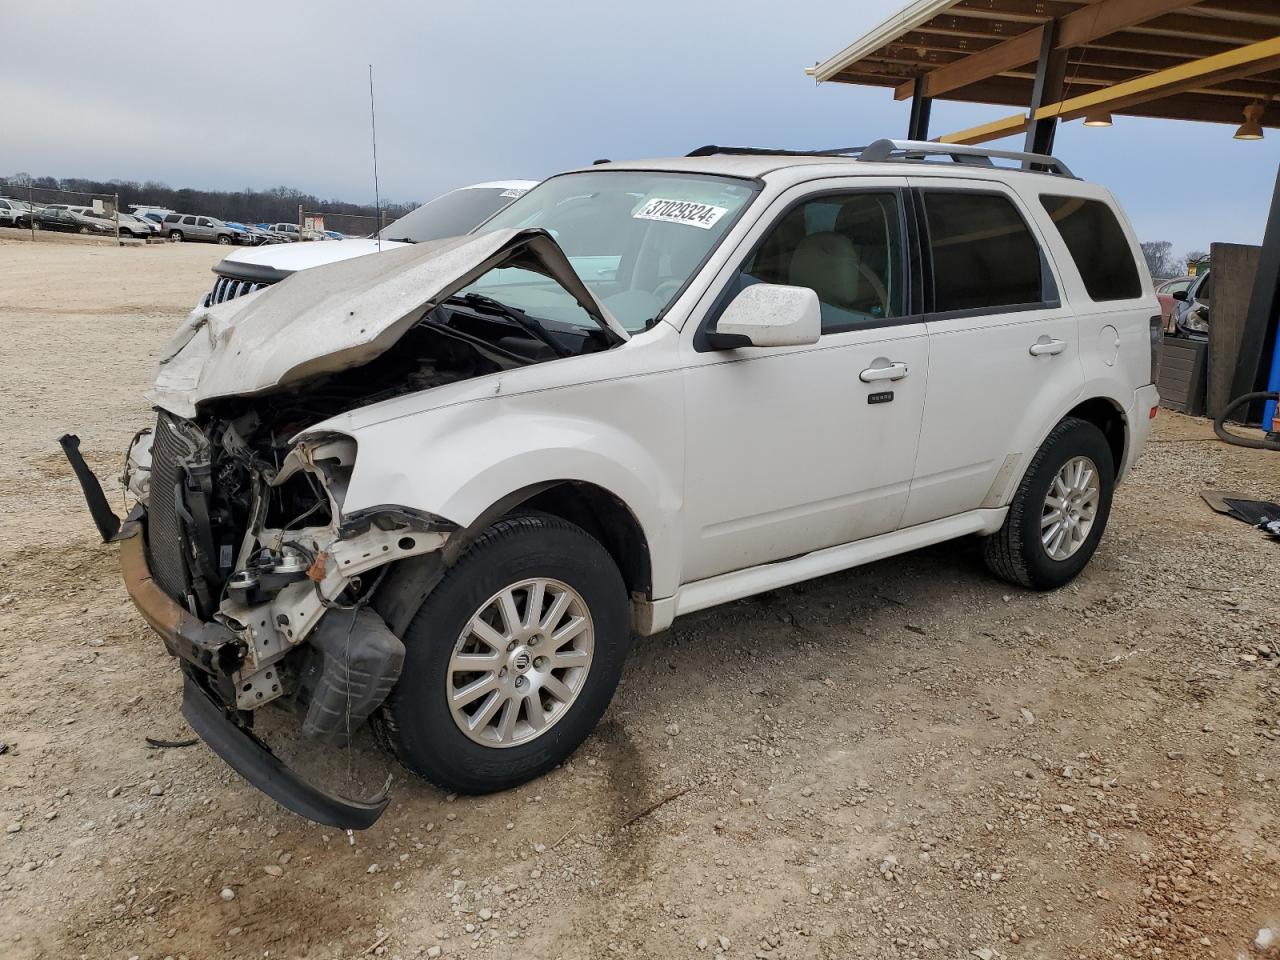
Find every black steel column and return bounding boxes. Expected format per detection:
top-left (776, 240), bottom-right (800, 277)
top-left (908, 77), bottom-right (932, 141)
top-left (1024, 22), bottom-right (1069, 155)
top-left (1229, 161), bottom-right (1280, 425)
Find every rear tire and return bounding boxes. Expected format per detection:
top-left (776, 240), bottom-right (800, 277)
top-left (983, 416), bottom-right (1115, 590)
top-left (376, 513), bottom-right (631, 794)
top-left (169, 230), bottom-right (183, 241)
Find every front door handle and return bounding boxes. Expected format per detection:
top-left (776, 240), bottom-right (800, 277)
top-left (1029, 336), bottom-right (1066, 357)
top-left (859, 359), bottom-right (909, 383)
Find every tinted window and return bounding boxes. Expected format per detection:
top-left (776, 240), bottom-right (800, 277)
top-left (183, 216), bottom-right (197, 225)
top-left (738, 192), bottom-right (905, 332)
top-left (1040, 195), bottom-right (1142, 301)
top-left (379, 186), bottom-right (528, 243)
top-left (164, 214), bottom-right (178, 223)
top-left (198, 217), bottom-right (213, 227)
top-left (922, 191), bottom-right (1043, 313)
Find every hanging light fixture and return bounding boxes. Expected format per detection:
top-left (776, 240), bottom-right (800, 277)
top-left (1083, 109), bottom-right (1113, 127)
top-left (1234, 100), bottom-right (1266, 140)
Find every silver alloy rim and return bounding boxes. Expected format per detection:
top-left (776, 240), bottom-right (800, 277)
top-left (446, 578), bottom-right (594, 748)
top-left (1041, 455), bottom-right (1100, 561)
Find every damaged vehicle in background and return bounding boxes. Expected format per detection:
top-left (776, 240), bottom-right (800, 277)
top-left (202, 180), bottom-right (536, 307)
top-left (63, 143), bottom-right (1160, 828)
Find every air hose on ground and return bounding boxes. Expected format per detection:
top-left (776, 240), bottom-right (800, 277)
top-left (1214, 392), bottom-right (1280, 450)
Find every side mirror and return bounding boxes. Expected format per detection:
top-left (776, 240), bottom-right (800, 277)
top-left (1171, 290), bottom-right (1188, 302)
top-left (706, 283), bottom-right (821, 350)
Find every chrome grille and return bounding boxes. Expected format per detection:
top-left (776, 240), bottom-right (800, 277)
top-left (147, 413), bottom-right (193, 605)
top-left (203, 275), bottom-right (268, 307)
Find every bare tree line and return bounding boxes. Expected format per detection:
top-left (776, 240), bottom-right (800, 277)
top-left (3, 171), bottom-right (417, 227)
top-left (1141, 240), bottom-right (1208, 280)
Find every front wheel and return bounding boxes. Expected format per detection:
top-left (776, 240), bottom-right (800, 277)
top-left (216, 233), bottom-right (232, 244)
top-left (376, 513), bottom-right (631, 794)
top-left (983, 416), bottom-right (1115, 590)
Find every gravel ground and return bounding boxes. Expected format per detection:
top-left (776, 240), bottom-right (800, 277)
top-left (0, 236), bottom-right (1278, 960)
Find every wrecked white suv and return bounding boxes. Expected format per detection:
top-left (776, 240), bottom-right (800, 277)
top-left (64, 141), bottom-right (1160, 828)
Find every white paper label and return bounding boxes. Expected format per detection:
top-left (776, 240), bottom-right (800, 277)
top-left (499, 188), bottom-right (529, 199)
top-left (633, 198), bottom-right (729, 229)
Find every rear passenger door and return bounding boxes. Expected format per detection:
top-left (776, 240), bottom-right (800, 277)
top-left (901, 180), bottom-right (1083, 528)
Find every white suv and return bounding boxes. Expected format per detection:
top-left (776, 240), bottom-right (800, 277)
top-left (65, 141), bottom-right (1159, 828)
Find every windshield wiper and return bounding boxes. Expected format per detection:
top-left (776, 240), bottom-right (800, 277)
top-left (445, 292), bottom-right (571, 358)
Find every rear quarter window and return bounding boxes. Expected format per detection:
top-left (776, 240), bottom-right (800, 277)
top-left (1040, 195), bottom-right (1143, 301)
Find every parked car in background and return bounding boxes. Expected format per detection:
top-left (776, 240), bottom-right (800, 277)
top-left (33, 206), bottom-right (116, 235)
top-left (66, 146), bottom-right (1159, 827)
top-left (203, 180), bottom-right (537, 306)
top-left (1155, 276), bottom-right (1193, 331)
top-left (117, 212), bottom-right (160, 239)
top-left (1170, 268), bottom-right (1211, 339)
top-left (223, 222), bottom-right (274, 245)
top-left (162, 213), bottom-right (243, 244)
top-left (0, 198), bottom-right (32, 228)
top-left (266, 222), bottom-right (303, 241)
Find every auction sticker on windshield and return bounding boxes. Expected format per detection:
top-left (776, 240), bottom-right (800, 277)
top-left (633, 198), bottom-right (729, 229)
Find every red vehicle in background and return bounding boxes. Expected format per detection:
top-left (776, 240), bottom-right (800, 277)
top-left (1156, 276), bottom-right (1194, 332)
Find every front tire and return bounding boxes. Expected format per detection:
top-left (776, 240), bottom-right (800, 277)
top-left (377, 513), bottom-right (631, 794)
top-left (217, 233), bottom-right (232, 244)
top-left (983, 416), bottom-right (1115, 590)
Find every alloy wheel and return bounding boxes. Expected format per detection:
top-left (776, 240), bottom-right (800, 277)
top-left (446, 578), bottom-right (594, 748)
top-left (1041, 455), bottom-right (1100, 561)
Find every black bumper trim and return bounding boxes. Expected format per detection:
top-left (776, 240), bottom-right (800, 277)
top-left (181, 672), bottom-right (390, 830)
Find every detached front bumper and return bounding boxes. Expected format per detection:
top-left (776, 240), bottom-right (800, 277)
top-left (61, 436), bottom-right (390, 829)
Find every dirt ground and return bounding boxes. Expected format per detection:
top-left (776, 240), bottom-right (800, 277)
top-left (1, 235), bottom-right (1277, 960)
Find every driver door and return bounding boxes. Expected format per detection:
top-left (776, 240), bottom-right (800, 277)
top-left (679, 179), bottom-right (929, 583)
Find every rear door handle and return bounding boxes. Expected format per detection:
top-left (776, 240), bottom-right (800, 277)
top-left (1029, 336), bottom-right (1066, 356)
top-left (859, 359), bottom-right (909, 383)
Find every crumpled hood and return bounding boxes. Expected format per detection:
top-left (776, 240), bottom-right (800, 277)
top-left (148, 227), bottom-right (627, 418)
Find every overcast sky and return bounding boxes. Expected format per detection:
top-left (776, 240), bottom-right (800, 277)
top-left (3, 0), bottom-right (1277, 257)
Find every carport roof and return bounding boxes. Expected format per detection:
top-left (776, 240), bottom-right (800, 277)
top-left (809, 0), bottom-right (1280, 133)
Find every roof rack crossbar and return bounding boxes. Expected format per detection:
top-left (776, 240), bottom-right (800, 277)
top-left (856, 139), bottom-right (1075, 177)
top-left (685, 141), bottom-right (1075, 178)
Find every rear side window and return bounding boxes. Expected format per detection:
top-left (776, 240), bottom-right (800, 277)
top-left (921, 191), bottom-right (1043, 313)
top-left (1040, 195), bottom-right (1142, 301)
top-left (164, 213), bottom-right (178, 223)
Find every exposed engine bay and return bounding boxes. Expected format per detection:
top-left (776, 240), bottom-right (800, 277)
top-left (128, 292), bottom-right (613, 740)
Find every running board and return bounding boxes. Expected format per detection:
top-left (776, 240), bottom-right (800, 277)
top-left (633, 509), bottom-right (1006, 635)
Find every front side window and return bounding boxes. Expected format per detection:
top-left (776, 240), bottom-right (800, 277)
top-left (198, 217), bottom-right (214, 227)
top-left (922, 191), bottom-right (1044, 313)
top-left (1040, 195), bottom-right (1142, 301)
top-left (459, 171), bottom-right (757, 333)
top-left (734, 192), bottom-right (905, 332)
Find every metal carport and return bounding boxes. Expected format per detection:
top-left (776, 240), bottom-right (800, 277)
top-left (807, 0), bottom-right (1280, 431)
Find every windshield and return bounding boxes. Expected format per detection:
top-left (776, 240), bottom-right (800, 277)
top-left (458, 171), bottom-right (757, 333)
top-left (380, 186), bottom-right (530, 243)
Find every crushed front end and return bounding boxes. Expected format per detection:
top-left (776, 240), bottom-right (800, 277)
top-left (62, 410), bottom-right (452, 829)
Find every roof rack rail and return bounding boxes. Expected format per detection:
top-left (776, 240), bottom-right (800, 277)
top-left (686, 140), bottom-right (1075, 178)
top-left (856, 139), bottom-right (1075, 177)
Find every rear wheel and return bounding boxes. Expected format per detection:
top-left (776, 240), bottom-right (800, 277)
top-left (376, 513), bottom-right (631, 794)
top-left (168, 230), bottom-right (183, 241)
top-left (983, 416), bottom-right (1115, 590)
